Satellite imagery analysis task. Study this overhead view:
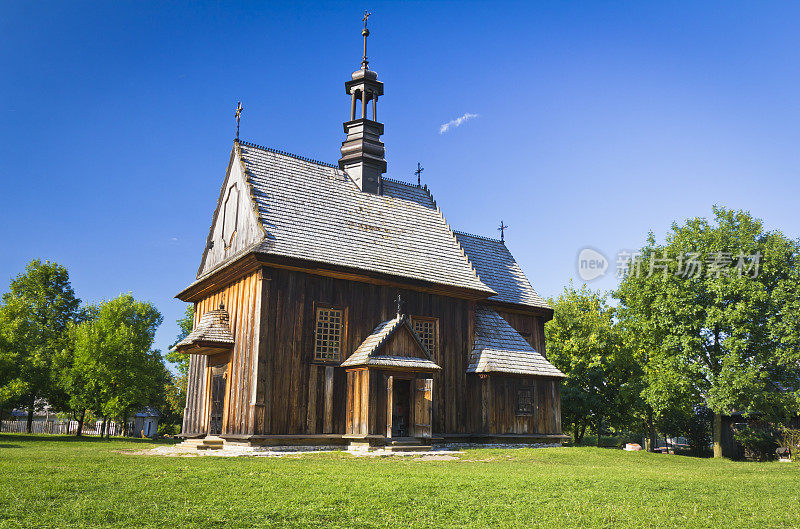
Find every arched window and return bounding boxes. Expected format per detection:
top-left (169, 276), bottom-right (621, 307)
top-left (222, 184), bottom-right (239, 249)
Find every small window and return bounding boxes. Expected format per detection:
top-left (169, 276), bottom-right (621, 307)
top-left (411, 317), bottom-right (438, 356)
top-left (222, 184), bottom-right (239, 249)
top-left (314, 307), bottom-right (344, 362)
top-left (516, 388), bottom-right (533, 416)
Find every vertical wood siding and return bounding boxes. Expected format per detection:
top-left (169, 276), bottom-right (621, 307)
top-left (182, 269), bottom-right (262, 436)
top-left (494, 310), bottom-right (547, 357)
top-left (483, 376), bottom-right (561, 435)
top-left (184, 265), bottom-right (562, 438)
top-left (252, 267), bottom-right (561, 437)
top-left (254, 267), bottom-right (473, 436)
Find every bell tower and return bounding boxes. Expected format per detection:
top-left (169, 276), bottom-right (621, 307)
top-left (339, 11), bottom-right (386, 194)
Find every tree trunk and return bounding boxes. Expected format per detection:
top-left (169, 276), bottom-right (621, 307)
top-left (577, 421), bottom-right (587, 443)
top-left (76, 408), bottom-right (85, 437)
top-left (646, 411), bottom-right (657, 452)
top-left (26, 395), bottom-right (35, 433)
top-left (101, 416), bottom-right (107, 439)
top-left (713, 412), bottom-right (724, 458)
top-left (596, 417), bottom-right (602, 447)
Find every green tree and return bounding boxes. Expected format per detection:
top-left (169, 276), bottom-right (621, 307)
top-left (165, 304), bottom-right (193, 396)
top-left (616, 206), bottom-right (800, 457)
top-left (160, 304), bottom-right (193, 434)
top-left (71, 294), bottom-right (165, 437)
top-left (0, 260), bottom-right (80, 432)
top-left (545, 283), bottom-right (640, 444)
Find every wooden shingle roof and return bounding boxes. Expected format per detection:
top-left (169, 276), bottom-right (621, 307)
top-left (172, 308), bottom-right (234, 352)
top-left (454, 231), bottom-right (550, 309)
top-left (341, 315), bottom-right (441, 370)
top-left (468, 306), bottom-right (564, 377)
top-left (236, 142), bottom-right (494, 296)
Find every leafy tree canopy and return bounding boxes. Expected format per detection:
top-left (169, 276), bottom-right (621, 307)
top-left (165, 304), bottom-right (193, 380)
top-left (0, 260), bottom-right (80, 411)
top-left (616, 206), bottom-right (800, 426)
top-left (71, 294), bottom-right (167, 426)
top-left (546, 283), bottom-right (641, 443)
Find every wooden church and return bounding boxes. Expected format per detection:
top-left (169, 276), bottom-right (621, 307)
top-left (174, 20), bottom-right (566, 448)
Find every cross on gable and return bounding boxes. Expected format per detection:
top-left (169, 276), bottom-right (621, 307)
top-left (498, 220), bottom-right (509, 243)
top-left (235, 101), bottom-right (243, 140)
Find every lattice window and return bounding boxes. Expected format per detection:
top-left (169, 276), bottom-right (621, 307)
top-left (412, 317), bottom-right (437, 356)
top-left (314, 308), bottom-right (344, 362)
top-left (516, 388), bottom-right (534, 416)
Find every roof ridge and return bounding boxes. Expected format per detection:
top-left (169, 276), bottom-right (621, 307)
top-left (238, 140), bottom-right (339, 169)
top-left (369, 315), bottom-right (403, 356)
top-left (424, 189), bottom-right (494, 296)
top-left (452, 230), bottom-right (503, 243)
top-left (381, 176), bottom-right (415, 186)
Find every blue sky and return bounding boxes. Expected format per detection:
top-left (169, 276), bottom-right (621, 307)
top-left (2, 1), bottom-right (799, 360)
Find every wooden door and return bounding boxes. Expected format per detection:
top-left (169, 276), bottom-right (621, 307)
top-left (391, 379), bottom-right (411, 437)
top-left (209, 366), bottom-right (227, 435)
top-left (414, 378), bottom-right (433, 438)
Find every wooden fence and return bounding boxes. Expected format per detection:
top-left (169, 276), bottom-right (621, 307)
top-left (0, 419), bottom-right (124, 436)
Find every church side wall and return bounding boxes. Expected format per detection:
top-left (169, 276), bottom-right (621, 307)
top-left (481, 375), bottom-right (562, 435)
top-left (253, 266), bottom-right (474, 436)
top-left (183, 269), bottom-right (263, 436)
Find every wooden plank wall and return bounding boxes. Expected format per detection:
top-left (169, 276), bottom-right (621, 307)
top-left (184, 265), bottom-right (562, 438)
top-left (183, 269), bottom-right (262, 436)
top-left (182, 354), bottom-right (208, 435)
top-left (494, 310), bottom-right (547, 358)
top-left (254, 267), bottom-right (472, 436)
top-left (481, 376), bottom-right (561, 435)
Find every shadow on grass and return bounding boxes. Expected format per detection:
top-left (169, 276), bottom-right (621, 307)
top-left (0, 444), bottom-right (21, 449)
top-left (0, 433), bottom-right (180, 445)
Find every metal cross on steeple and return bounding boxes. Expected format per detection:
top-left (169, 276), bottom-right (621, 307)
top-left (235, 101), bottom-right (243, 141)
top-left (414, 162), bottom-right (424, 186)
top-left (498, 220), bottom-right (509, 243)
top-left (361, 10), bottom-right (372, 69)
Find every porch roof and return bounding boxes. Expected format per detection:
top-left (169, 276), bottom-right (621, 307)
top-left (172, 307), bottom-right (235, 354)
top-left (342, 315), bottom-right (441, 370)
top-left (468, 306), bottom-right (565, 377)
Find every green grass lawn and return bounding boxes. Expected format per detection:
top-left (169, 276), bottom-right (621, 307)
top-left (1, 434), bottom-right (798, 528)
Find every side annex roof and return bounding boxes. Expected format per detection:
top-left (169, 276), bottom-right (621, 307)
top-left (454, 231), bottom-right (550, 309)
top-left (468, 306), bottom-right (564, 377)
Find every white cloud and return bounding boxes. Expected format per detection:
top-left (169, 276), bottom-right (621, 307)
top-left (439, 112), bottom-right (479, 134)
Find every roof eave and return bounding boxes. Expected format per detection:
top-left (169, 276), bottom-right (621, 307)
top-left (176, 249), bottom-right (497, 303)
top-left (482, 299), bottom-right (554, 319)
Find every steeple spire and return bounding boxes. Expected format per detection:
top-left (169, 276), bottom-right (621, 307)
top-left (338, 12), bottom-right (386, 194)
top-left (361, 10), bottom-right (372, 70)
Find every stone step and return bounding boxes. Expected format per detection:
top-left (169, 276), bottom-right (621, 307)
top-left (196, 444), bottom-right (224, 450)
top-left (389, 439), bottom-right (424, 446)
top-left (388, 444), bottom-right (432, 452)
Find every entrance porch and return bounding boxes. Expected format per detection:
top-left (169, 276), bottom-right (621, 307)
top-left (341, 313), bottom-right (441, 450)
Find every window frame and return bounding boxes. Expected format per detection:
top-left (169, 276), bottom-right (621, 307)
top-left (410, 315), bottom-right (439, 358)
top-left (515, 387), bottom-right (534, 416)
top-left (312, 304), bottom-right (348, 364)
